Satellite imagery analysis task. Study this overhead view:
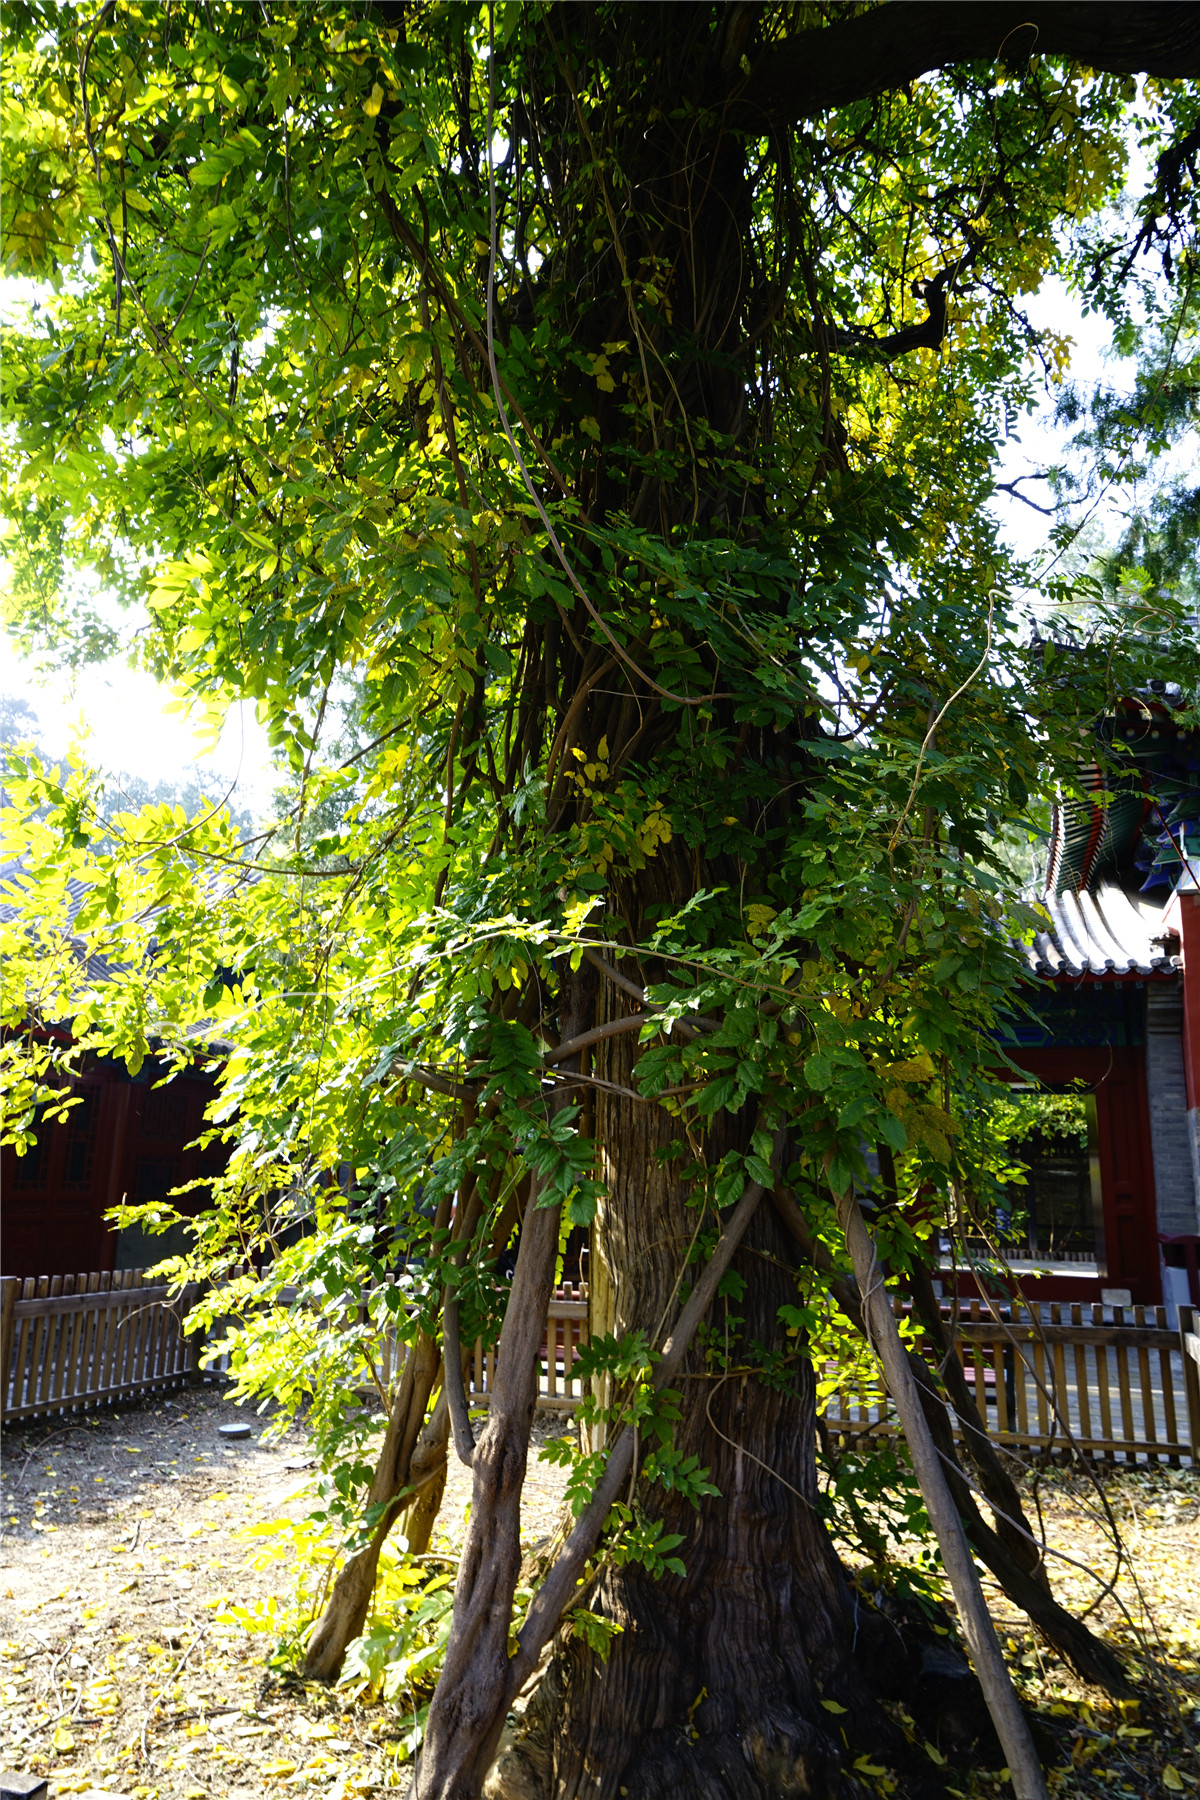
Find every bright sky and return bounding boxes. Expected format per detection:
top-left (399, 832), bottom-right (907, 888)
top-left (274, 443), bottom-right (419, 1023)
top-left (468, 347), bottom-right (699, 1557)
top-left (1, 651), bottom-right (278, 814)
top-left (988, 276), bottom-right (1132, 572)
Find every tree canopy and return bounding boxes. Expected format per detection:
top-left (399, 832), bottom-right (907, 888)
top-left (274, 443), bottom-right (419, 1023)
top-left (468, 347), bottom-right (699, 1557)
top-left (3, 5), bottom-right (1200, 1798)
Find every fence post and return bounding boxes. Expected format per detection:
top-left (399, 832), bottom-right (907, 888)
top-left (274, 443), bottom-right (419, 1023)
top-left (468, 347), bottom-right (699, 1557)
top-left (1180, 1305), bottom-right (1200, 1462)
top-left (184, 1282), bottom-right (207, 1385)
top-left (0, 1276), bottom-right (17, 1423)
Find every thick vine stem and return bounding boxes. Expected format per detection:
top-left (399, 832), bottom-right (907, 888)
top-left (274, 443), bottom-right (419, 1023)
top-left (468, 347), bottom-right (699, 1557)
top-left (414, 1127), bottom-right (785, 1800)
top-left (414, 970), bottom-right (596, 1800)
top-left (773, 1180), bottom-right (1129, 1699)
top-left (414, 1175), bottom-right (566, 1800)
top-left (442, 1288), bottom-right (477, 1467)
top-left (835, 1189), bottom-right (1049, 1800)
top-left (768, 1180), bottom-right (1130, 1695)
top-left (302, 1327), bottom-right (442, 1682)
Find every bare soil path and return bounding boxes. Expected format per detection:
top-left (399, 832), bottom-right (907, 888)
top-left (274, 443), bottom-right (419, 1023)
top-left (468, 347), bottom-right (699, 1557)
top-left (0, 1384), bottom-right (381, 1798)
top-left (2, 1386), bottom-right (1198, 1800)
top-left (0, 1389), bottom-right (572, 1800)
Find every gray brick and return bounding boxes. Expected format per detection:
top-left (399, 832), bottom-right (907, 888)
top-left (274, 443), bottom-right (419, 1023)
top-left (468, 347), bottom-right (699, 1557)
top-left (1146, 979), bottom-right (1200, 1234)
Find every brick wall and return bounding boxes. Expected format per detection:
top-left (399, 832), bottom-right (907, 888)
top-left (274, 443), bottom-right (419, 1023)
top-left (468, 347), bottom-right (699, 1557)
top-left (1146, 978), bottom-right (1200, 1234)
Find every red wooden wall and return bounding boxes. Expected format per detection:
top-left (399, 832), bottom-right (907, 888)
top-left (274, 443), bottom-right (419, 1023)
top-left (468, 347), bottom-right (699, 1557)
top-left (1014, 1044), bottom-right (1160, 1303)
top-left (1, 1065), bottom-right (224, 1279)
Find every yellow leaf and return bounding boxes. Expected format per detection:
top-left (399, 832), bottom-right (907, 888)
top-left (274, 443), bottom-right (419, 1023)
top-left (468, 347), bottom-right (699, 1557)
top-left (363, 82), bottom-right (384, 118)
top-left (295, 1718), bottom-right (335, 1741)
top-left (1164, 1769), bottom-right (1185, 1793)
top-left (262, 1760), bottom-right (297, 1777)
top-left (853, 1756), bottom-right (887, 1776)
top-left (925, 1741), bottom-right (946, 1765)
top-left (820, 1699), bottom-right (848, 1714)
top-left (745, 902), bottom-right (777, 941)
top-left (53, 1723), bottom-right (76, 1752)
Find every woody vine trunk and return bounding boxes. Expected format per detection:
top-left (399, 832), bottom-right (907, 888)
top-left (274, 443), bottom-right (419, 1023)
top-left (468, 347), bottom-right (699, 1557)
top-left (417, 14), bottom-right (1015, 1795)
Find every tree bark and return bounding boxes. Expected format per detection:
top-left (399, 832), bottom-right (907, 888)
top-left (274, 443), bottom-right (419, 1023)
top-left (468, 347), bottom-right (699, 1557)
top-left (304, 1326), bottom-right (443, 1681)
top-left (486, 1051), bottom-right (854, 1800)
top-left (411, 8), bottom-right (1169, 1786)
top-left (476, 994), bottom-right (1009, 1800)
top-left (746, 3), bottom-right (1200, 127)
top-left (415, 1184), bottom-right (565, 1799)
top-left (415, 973), bottom-right (595, 1800)
top-left (402, 1388), bottom-right (452, 1557)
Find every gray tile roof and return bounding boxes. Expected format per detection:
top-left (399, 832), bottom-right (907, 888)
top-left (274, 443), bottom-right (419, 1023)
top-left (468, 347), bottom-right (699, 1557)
top-left (0, 861), bottom-right (125, 985)
top-left (1024, 881), bottom-right (1179, 979)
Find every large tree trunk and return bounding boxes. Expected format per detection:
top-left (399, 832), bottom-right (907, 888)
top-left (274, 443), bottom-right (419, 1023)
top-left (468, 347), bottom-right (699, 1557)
top-left (414, 11), bottom-right (1112, 1786)
top-left (483, 983), bottom-right (1004, 1800)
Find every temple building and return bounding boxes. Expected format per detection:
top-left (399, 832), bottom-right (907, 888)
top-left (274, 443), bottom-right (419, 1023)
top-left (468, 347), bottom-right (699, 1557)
top-left (0, 868), bottom-right (226, 1279)
top-left (994, 695), bottom-right (1200, 1307)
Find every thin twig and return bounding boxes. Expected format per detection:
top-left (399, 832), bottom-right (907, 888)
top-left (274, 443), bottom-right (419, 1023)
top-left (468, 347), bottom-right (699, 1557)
top-left (14, 1424), bottom-right (96, 1490)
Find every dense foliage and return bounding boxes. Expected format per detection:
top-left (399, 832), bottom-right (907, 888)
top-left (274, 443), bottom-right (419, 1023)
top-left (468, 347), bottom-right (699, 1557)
top-left (3, 5), bottom-right (1199, 1796)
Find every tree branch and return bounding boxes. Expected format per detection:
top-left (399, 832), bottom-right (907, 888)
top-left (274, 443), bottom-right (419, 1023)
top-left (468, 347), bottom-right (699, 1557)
top-left (579, 948), bottom-right (717, 1034)
top-left (540, 1011), bottom-right (655, 1065)
top-left (835, 1188), bottom-right (1049, 1800)
top-left (768, 1182), bottom-right (1131, 1696)
top-left (743, 4), bottom-right (1200, 126)
top-left (826, 239), bottom-right (980, 361)
top-left (441, 1288), bottom-right (477, 1467)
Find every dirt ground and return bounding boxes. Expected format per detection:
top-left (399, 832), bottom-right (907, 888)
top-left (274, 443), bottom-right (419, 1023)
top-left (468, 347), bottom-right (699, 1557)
top-left (986, 1462), bottom-right (1200, 1655)
top-left (1, 1384), bottom-right (1198, 1799)
top-left (0, 1383), bottom-right (572, 1799)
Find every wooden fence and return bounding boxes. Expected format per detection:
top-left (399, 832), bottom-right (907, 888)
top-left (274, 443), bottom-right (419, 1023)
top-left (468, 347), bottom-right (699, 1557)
top-left (251, 1280), bottom-right (590, 1410)
top-left (466, 1293), bottom-right (1200, 1465)
top-left (1, 1271), bottom-right (201, 1423)
top-left (824, 1300), bottom-right (1200, 1468)
top-left (4, 1267), bottom-right (1197, 1469)
top-left (0, 1270), bottom-right (592, 1424)
top-left (466, 1286), bottom-right (590, 1412)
